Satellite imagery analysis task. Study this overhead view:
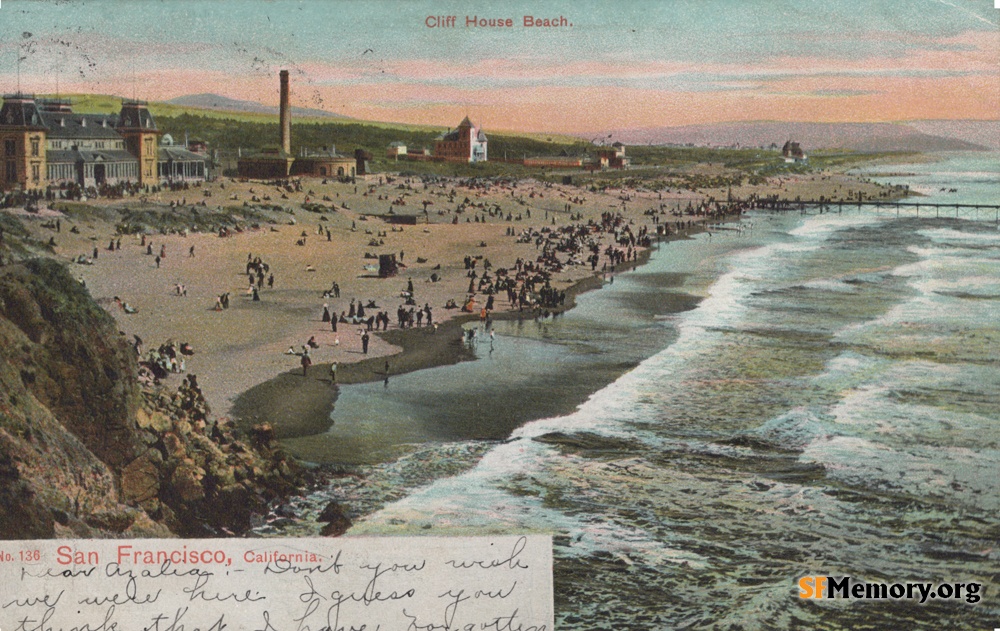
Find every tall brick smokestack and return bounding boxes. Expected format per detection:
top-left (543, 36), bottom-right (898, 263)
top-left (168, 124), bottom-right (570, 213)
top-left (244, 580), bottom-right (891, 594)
top-left (279, 70), bottom-right (291, 155)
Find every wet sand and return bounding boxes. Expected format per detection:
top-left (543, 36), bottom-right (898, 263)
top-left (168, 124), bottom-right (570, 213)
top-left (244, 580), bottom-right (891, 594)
top-left (230, 315), bottom-right (475, 439)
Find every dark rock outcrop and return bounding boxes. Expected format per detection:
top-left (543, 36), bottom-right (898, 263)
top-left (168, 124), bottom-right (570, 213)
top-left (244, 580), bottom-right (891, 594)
top-left (318, 500), bottom-right (352, 537)
top-left (0, 259), bottom-right (303, 539)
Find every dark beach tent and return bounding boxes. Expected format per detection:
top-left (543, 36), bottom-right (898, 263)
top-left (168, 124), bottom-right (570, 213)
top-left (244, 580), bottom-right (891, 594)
top-left (378, 254), bottom-right (398, 278)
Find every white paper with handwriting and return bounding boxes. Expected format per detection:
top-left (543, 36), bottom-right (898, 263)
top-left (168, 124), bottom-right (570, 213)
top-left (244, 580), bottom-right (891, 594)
top-left (0, 536), bottom-right (552, 630)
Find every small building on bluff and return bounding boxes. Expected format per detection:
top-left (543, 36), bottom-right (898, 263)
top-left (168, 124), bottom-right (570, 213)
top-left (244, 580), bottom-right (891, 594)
top-left (593, 142), bottom-right (628, 169)
top-left (782, 140), bottom-right (807, 163)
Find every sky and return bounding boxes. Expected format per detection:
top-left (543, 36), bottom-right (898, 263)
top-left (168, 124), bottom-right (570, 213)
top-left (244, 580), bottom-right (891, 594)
top-left (0, 0), bottom-right (997, 133)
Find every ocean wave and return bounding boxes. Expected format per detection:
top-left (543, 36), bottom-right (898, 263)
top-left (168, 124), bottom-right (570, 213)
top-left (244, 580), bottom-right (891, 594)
top-left (752, 408), bottom-right (841, 451)
top-left (918, 227), bottom-right (1000, 244)
top-left (801, 436), bottom-right (1000, 511)
top-left (796, 279), bottom-right (860, 293)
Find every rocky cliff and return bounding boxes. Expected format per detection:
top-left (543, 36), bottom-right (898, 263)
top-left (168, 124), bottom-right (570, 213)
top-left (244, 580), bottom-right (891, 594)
top-left (0, 258), bottom-right (302, 538)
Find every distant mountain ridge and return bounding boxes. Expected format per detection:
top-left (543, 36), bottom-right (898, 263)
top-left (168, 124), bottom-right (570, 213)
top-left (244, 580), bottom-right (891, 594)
top-left (591, 121), bottom-right (998, 152)
top-left (166, 93), bottom-right (348, 119)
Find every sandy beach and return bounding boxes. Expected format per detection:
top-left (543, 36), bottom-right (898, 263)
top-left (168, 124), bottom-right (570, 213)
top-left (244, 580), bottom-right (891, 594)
top-left (6, 165), bottom-right (901, 459)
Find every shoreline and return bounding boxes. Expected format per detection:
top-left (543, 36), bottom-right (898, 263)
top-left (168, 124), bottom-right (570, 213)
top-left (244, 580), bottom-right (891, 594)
top-left (231, 215), bottom-right (717, 454)
top-left (230, 314), bottom-right (477, 439)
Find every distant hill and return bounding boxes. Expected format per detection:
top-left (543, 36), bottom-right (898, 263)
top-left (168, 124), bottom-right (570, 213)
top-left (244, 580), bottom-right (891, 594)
top-left (593, 121), bottom-right (995, 152)
top-left (904, 120), bottom-right (1000, 151)
top-left (166, 93), bottom-right (348, 119)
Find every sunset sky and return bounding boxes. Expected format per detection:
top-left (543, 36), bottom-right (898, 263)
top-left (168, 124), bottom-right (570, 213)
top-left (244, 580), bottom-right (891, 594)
top-left (1, 0), bottom-right (997, 133)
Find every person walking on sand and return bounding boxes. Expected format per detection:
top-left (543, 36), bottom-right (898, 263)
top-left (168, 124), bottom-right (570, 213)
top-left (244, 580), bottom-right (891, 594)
top-left (301, 350), bottom-right (312, 376)
top-left (361, 331), bottom-right (370, 354)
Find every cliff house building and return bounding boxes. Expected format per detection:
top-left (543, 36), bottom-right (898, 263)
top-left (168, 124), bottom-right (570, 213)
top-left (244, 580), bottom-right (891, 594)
top-left (0, 94), bottom-right (208, 191)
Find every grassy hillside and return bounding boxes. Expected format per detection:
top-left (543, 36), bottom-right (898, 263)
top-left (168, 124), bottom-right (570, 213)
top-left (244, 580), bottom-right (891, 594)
top-left (152, 112), bottom-right (590, 176)
top-left (47, 93), bottom-right (370, 126)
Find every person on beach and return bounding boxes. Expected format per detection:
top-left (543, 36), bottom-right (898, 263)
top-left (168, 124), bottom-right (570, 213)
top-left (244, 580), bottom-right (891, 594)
top-left (361, 331), bottom-right (370, 354)
top-left (301, 350), bottom-right (311, 376)
top-left (330, 362), bottom-right (337, 383)
top-left (322, 304), bottom-right (331, 322)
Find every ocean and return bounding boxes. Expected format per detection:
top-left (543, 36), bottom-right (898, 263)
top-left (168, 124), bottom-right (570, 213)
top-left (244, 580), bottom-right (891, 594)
top-left (276, 152), bottom-right (999, 629)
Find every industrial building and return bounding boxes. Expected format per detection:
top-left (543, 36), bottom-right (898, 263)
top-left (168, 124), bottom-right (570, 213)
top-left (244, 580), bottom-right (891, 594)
top-left (237, 71), bottom-right (367, 180)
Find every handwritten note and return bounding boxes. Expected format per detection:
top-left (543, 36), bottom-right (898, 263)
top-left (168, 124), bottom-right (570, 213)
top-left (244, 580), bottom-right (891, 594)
top-left (0, 536), bottom-right (552, 630)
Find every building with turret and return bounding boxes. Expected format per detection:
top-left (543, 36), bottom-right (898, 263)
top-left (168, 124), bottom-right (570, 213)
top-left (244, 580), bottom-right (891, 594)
top-left (0, 93), bottom-right (208, 191)
top-left (434, 117), bottom-right (488, 163)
